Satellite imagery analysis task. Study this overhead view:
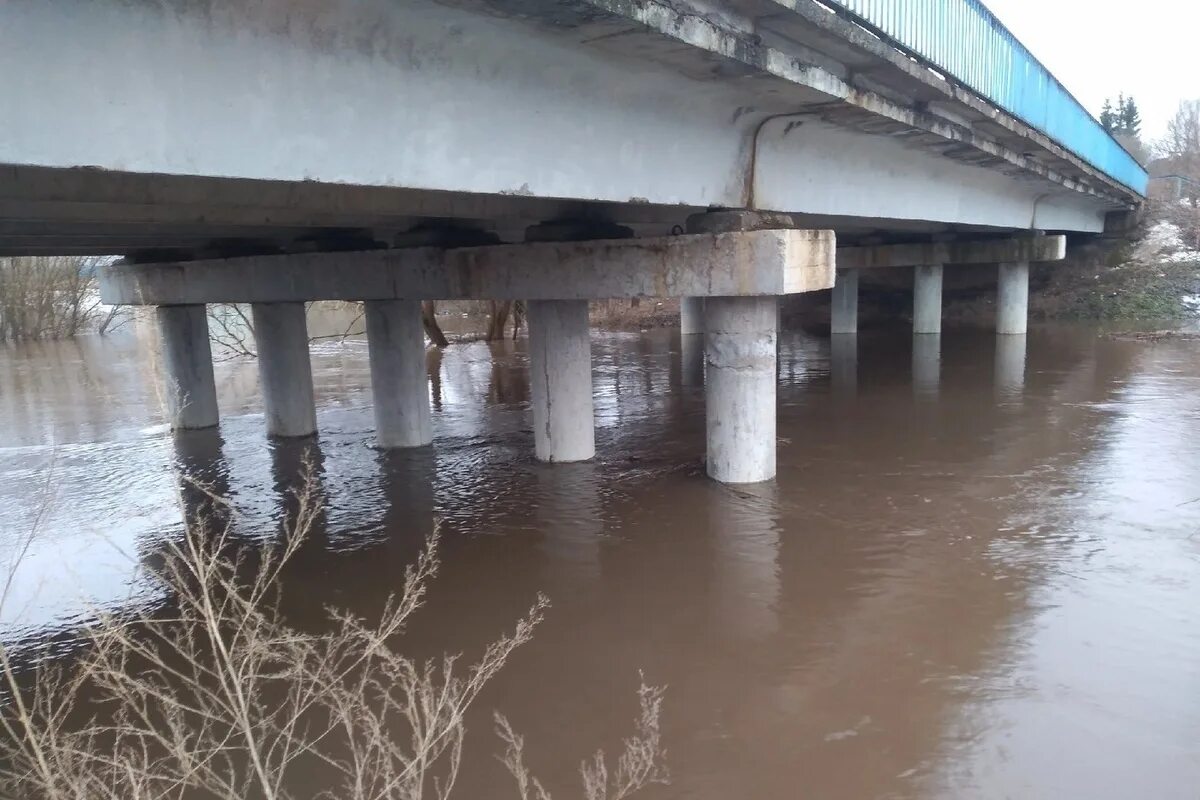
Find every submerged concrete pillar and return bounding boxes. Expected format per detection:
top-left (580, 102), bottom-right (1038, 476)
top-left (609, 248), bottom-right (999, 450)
top-left (996, 261), bottom-right (1030, 335)
top-left (704, 296), bottom-right (777, 484)
top-left (831, 268), bottom-right (859, 334)
top-left (680, 297), bottom-right (705, 336)
top-left (251, 302), bottom-right (317, 437)
top-left (913, 264), bottom-right (944, 335)
top-left (156, 304), bottom-right (219, 430)
top-left (365, 299), bottom-right (432, 448)
top-left (526, 299), bottom-right (595, 463)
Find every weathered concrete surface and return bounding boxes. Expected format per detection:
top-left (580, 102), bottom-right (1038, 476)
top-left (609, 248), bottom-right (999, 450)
top-left (912, 264), bottom-right (944, 335)
top-left (831, 268), bottom-right (859, 335)
top-left (996, 262), bottom-right (1030, 335)
top-left (838, 236), bottom-right (1066, 270)
top-left (99, 230), bottom-right (836, 305)
top-left (704, 296), bottom-right (777, 484)
top-left (156, 304), bottom-right (219, 430)
top-left (527, 299), bottom-right (595, 463)
top-left (0, 0), bottom-right (1131, 259)
top-left (250, 302), bottom-right (317, 437)
top-left (365, 300), bottom-right (432, 449)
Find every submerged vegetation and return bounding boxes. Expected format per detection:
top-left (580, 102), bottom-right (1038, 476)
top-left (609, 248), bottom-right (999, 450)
top-left (0, 469), bottom-right (668, 799)
top-left (0, 257), bottom-right (108, 342)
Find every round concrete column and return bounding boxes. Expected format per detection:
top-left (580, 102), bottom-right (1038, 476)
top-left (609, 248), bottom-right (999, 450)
top-left (365, 299), bottom-right (432, 448)
top-left (704, 296), bottom-right (777, 484)
top-left (913, 264), bottom-right (943, 335)
top-left (251, 302), bottom-right (317, 437)
top-left (680, 297), bottom-right (705, 336)
top-left (996, 261), bottom-right (1030, 335)
top-left (157, 304), bottom-right (219, 430)
top-left (526, 299), bottom-right (595, 462)
top-left (831, 268), bottom-right (859, 334)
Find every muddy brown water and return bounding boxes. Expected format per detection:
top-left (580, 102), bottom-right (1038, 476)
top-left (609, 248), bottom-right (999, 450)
top-left (1, 316), bottom-right (1199, 799)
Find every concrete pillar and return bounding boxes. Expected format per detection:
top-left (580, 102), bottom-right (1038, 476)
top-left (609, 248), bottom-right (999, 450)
top-left (913, 264), bottom-right (944, 335)
top-left (156, 304), bottom-right (219, 430)
top-left (704, 296), bottom-right (777, 484)
top-left (526, 299), bottom-right (595, 463)
top-left (680, 297), bottom-right (705, 336)
top-left (364, 299), bottom-right (432, 449)
top-left (996, 261), bottom-right (1030, 335)
top-left (251, 302), bottom-right (317, 437)
top-left (831, 268), bottom-right (859, 334)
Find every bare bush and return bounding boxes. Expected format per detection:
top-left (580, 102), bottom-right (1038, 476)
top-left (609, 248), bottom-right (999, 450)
top-left (0, 257), bottom-right (106, 342)
top-left (0, 469), bottom-right (667, 800)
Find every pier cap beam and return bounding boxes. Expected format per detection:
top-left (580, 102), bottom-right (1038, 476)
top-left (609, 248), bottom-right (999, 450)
top-left (837, 235), bottom-right (1066, 270)
top-left (100, 229), bottom-right (836, 306)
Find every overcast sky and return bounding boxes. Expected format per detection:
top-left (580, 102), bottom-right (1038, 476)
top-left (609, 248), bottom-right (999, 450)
top-left (984, 0), bottom-right (1197, 142)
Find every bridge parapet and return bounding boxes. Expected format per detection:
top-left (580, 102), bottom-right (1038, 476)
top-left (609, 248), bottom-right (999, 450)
top-left (824, 0), bottom-right (1146, 194)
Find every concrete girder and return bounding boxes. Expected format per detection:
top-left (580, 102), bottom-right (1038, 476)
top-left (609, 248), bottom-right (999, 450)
top-left (99, 230), bottom-right (837, 306)
top-left (836, 235), bottom-right (1066, 270)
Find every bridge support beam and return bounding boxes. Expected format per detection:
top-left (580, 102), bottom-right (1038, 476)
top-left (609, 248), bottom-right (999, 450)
top-left (527, 299), bottom-right (595, 463)
top-left (705, 296), bottom-right (777, 484)
top-left (365, 299), bottom-right (432, 449)
top-left (912, 264), bottom-right (943, 334)
top-left (996, 261), bottom-right (1030, 335)
top-left (157, 304), bottom-right (219, 430)
top-left (251, 302), bottom-right (317, 437)
top-left (831, 268), bottom-right (859, 334)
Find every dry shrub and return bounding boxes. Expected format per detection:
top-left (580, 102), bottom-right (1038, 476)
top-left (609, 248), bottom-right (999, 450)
top-left (0, 468), bottom-right (667, 799)
top-left (0, 257), bottom-right (105, 342)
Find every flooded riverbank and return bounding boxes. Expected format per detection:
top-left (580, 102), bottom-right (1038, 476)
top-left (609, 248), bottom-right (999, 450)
top-left (2, 319), bottom-right (1199, 798)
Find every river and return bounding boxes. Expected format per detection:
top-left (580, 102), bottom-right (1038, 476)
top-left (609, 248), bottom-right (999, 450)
top-left (1, 314), bottom-right (1198, 798)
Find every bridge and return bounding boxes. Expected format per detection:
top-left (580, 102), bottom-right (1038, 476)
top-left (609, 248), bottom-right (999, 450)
top-left (1, 0), bottom-right (1147, 483)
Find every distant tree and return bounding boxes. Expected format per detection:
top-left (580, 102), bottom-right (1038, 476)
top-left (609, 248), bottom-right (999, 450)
top-left (1100, 98), bottom-right (1118, 133)
top-left (1120, 96), bottom-right (1143, 138)
top-left (1154, 100), bottom-right (1200, 248)
top-left (1099, 94), bottom-right (1148, 164)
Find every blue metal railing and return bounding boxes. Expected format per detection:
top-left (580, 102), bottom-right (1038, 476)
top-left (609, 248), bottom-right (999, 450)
top-left (822, 0), bottom-right (1148, 195)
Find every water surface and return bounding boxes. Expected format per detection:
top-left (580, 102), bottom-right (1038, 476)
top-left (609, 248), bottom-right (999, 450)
top-left (1, 318), bottom-right (1198, 799)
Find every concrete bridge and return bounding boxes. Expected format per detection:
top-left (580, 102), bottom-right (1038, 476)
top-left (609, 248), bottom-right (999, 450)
top-left (1, 0), bottom-right (1146, 483)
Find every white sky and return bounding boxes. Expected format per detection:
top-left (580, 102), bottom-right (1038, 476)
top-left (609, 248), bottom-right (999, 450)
top-left (984, 0), bottom-right (1198, 142)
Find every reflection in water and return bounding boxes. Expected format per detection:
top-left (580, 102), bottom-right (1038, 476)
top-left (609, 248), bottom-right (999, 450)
top-left (2, 323), bottom-right (1200, 798)
top-left (912, 334), bottom-right (941, 399)
top-left (172, 428), bottom-right (232, 534)
top-left (679, 333), bottom-right (704, 387)
top-left (708, 482), bottom-right (780, 641)
top-left (534, 462), bottom-right (603, 587)
top-left (830, 332), bottom-right (858, 395)
top-left (427, 346), bottom-right (444, 413)
top-left (995, 333), bottom-right (1028, 399)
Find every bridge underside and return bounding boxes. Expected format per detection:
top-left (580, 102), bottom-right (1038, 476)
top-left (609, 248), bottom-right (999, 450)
top-left (1, 0), bottom-right (1136, 259)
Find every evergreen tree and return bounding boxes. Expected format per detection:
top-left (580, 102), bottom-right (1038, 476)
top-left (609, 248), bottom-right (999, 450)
top-left (1120, 96), bottom-right (1142, 137)
top-left (1100, 98), bottom-right (1117, 132)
